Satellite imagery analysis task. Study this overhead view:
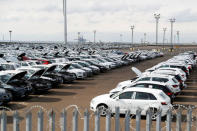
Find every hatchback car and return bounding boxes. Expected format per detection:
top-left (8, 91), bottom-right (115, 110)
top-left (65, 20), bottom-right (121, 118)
top-left (90, 88), bottom-right (171, 119)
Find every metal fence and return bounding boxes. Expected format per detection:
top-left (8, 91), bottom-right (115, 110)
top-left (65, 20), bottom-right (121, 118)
top-left (0, 105), bottom-right (196, 131)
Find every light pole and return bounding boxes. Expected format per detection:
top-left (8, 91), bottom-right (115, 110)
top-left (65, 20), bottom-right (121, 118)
top-left (120, 34), bottom-right (123, 43)
top-left (78, 32), bottom-right (80, 44)
top-left (9, 30), bottom-right (12, 42)
top-left (154, 14), bottom-right (160, 45)
top-left (169, 18), bottom-right (175, 50)
top-left (163, 28), bottom-right (167, 49)
top-left (177, 31), bottom-right (180, 45)
top-left (93, 30), bottom-right (96, 44)
top-left (144, 33), bottom-right (146, 45)
top-left (130, 25), bottom-right (134, 45)
top-left (63, 0), bottom-right (67, 45)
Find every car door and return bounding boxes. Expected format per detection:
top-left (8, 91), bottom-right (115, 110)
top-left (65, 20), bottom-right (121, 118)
top-left (112, 91), bottom-right (134, 114)
top-left (131, 92), bottom-right (158, 115)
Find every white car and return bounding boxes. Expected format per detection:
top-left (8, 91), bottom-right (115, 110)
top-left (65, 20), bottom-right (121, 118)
top-left (152, 69), bottom-right (187, 89)
top-left (110, 67), bottom-right (181, 94)
top-left (90, 88), bottom-right (171, 119)
top-left (155, 68), bottom-right (187, 82)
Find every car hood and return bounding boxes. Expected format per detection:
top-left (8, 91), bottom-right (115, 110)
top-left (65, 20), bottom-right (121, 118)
top-left (131, 67), bottom-right (142, 77)
top-left (44, 65), bottom-right (57, 73)
top-left (110, 80), bottom-right (133, 93)
top-left (61, 64), bottom-right (71, 71)
top-left (30, 69), bottom-right (45, 79)
top-left (91, 94), bottom-right (110, 102)
top-left (7, 71), bottom-right (27, 83)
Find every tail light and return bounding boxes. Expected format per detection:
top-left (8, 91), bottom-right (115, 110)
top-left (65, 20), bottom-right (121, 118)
top-left (188, 66), bottom-right (191, 69)
top-left (161, 102), bottom-right (167, 105)
top-left (185, 70), bottom-right (188, 73)
top-left (173, 85), bottom-right (178, 88)
top-left (182, 75), bottom-right (184, 77)
top-left (167, 92), bottom-right (172, 96)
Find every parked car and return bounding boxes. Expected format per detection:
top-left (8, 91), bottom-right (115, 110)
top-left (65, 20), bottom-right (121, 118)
top-left (33, 64), bottom-right (64, 85)
top-left (90, 88), bottom-right (171, 119)
top-left (0, 84), bottom-right (12, 105)
top-left (17, 67), bottom-right (52, 93)
top-left (0, 71), bottom-right (31, 99)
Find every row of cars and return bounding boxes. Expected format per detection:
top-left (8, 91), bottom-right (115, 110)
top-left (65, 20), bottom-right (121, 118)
top-left (0, 46), bottom-right (163, 106)
top-left (90, 51), bottom-right (197, 119)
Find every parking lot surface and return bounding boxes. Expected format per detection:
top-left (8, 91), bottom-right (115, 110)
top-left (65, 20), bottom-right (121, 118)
top-left (3, 48), bottom-right (197, 130)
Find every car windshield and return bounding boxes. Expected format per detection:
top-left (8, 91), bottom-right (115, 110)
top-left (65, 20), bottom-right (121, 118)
top-left (97, 58), bottom-right (106, 63)
top-left (72, 63), bottom-right (82, 68)
top-left (152, 77), bottom-right (168, 82)
top-left (1, 64), bottom-right (15, 70)
top-left (78, 62), bottom-right (87, 67)
top-left (82, 62), bottom-right (91, 66)
top-left (0, 74), bottom-right (12, 83)
top-left (34, 66), bottom-right (45, 69)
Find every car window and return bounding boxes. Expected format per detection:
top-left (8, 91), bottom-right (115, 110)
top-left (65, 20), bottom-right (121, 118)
top-left (138, 77), bottom-right (151, 81)
top-left (151, 85), bottom-right (170, 93)
top-left (22, 63), bottom-right (28, 66)
top-left (119, 91), bottom-right (133, 99)
top-left (149, 93), bottom-right (157, 100)
top-left (152, 77), bottom-right (168, 82)
top-left (135, 92), bottom-right (157, 100)
top-left (135, 84), bottom-right (146, 87)
top-left (160, 65), bottom-right (169, 68)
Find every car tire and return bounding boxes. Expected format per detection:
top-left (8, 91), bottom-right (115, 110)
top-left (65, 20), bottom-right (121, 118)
top-left (97, 104), bottom-right (108, 116)
top-left (150, 108), bottom-right (158, 120)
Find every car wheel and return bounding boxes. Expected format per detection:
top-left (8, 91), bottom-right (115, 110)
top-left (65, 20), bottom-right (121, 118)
top-left (150, 108), bottom-right (158, 120)
top-left (97, 104), bottom-right (108, 116)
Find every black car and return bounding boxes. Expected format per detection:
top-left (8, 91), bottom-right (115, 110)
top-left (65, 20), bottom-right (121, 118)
top-left (56, 64), bottom-right (76, 83)
top-left (18, 68), bottom-right (53, 93)
top-left (83, 59), bottom-right (108, 73)
top-left (0, 83), bottom-right (12, 104)
top-left (0, 71), bottom-right (30, 99)
top-left (33, 65), bottom-right (64, 86)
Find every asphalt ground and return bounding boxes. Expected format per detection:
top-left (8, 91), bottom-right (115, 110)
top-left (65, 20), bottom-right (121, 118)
top-left (1, 47), bottom-right (197, 130)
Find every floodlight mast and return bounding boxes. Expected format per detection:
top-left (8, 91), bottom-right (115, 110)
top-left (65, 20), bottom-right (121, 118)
top-left (78, 32), bottom-right (80, 44)
top-left (63, 0), bottom-right (67, 45)
top-left (154, 14), bottom-right (160, 45)
top-left (93, 30), bottom-right (96, 44)
top-left (130, 25), bottom-right (134, 45)
top-left (163, 28), bottom-right (167, 49)
top-left (120, 34), bottom-right (123, 43)
top-left (177, 31), bottom-right (180, 45)
top-left (169, 18), bottom-right (175, 50)
top-left (9, 30), bottom-right (12, 42)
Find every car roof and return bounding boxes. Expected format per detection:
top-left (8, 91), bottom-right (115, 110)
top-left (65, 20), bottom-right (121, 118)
top-left (143, 73), bottom-right (172, 78)
top-left (124, 87), bottom-right (162, 94)
top-left (18, 67), bottom-right (41, 71)
top-left (135, 81), bottom-right (167, 86)
top-left (153, 70), bottom-right (176, 74)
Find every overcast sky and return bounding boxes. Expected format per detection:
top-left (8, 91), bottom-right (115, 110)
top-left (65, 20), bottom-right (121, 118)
top-left (0, 0), bottom-right (197, 43)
